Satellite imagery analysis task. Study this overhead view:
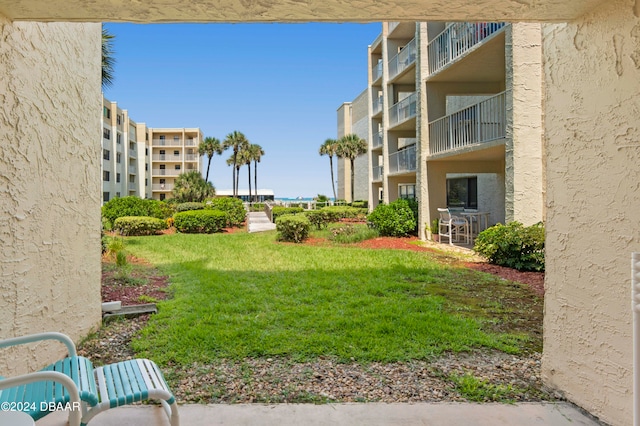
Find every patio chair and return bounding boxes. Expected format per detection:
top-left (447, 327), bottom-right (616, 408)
top-left (0, 332), bottom-right (179, 426)
top-left (438, 208), bottom-right (470, 245)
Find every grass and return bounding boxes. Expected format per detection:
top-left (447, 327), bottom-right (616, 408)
top-left (122, 231), bottom-right (541, 366)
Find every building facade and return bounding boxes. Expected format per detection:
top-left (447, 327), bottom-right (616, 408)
top-left (340, 22), bottom-right (544, 239)
top-left (101, 96), bottom-right (203, 203)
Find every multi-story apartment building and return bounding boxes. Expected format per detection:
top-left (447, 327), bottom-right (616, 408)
top-left (340, 22), bottom-right (544, 239)
top-left (143, 127), bottom-right (203, 201)
top-left (101, 96), bottom-right (203, 203)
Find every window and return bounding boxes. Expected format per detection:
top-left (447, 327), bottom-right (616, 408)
top-left (159, 150), bottom-right (165, 155)
top-left (129, 175), bottom-right (135, 183)
top-left (103, 149), bottom-right (110, 160)
top-left (173, 136), bottom-right (179, 142)
top-left (159, 194), bottom-right (166, 201)
top-left (145, 133), bottom-right (149, 141)
top-left (116, 133), bottom-right (121, 144)
top-left (398, 184), bottom-right (416, 200)
top-left (145, 163), bottom-right (148, 171)
top-left (103, 128), bottom-right (110, 140)
top-left (116, 114), bottom-right (121, 125)
top-left (447, 177), bottom-right (478, 208)
top-left (159, 135), bottom-right (165, 141)
top-left (103, 192), bottom-right (110, 202)
top-left (145, 178), bottom-right (148, 186)
top-left (116, 153), bottom-right (121, 163)
top-left (103, 171), bottom-right (110, 181)
top-left (116, 173), bottom-right (120, 183)
top-left (116, 192), bottom-right (120, 198)
top-left (175, 165), bottom-right (181, 170)
top-left (103, 107), bottom-right (111, 119)
top-left (145, 148), bottom-right (149, 155)
top-left (160, 164), bottom-right (166, 169)
top-left (173, 150), bottom-right (179, 156)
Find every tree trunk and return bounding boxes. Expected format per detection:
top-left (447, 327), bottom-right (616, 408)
top-left (205, 157), bottom-right (212, 182)
top-left (329, 156), bottom-right (337, 201)
top-left (254, 161), bottom-right (258, 203)
top-left (235, 166), bottom-right (241, 197)
top-left (350, 159), bottom-right (355, 202)
top-left (247, 164), bottom-right (252, 204)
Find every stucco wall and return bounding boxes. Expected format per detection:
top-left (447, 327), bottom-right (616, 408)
top-left (0, 18), bottom-right (102, 374)
top-left (542, 1), bottom-right (640, 424)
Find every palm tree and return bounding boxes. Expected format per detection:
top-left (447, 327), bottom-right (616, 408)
top-left (240, 148), bottom-right (253, 203)
top-left (319, 138), bottom-right (339, 201)
top-left (223, 131), bottom-right (249, 197)
top-left (336, 134), bottom-right (368, 202)
top-left (102, 25), bottom-right (116, 89)
top-left (227, 151), bottom-right (244, 198)
top-left (249, 144), bottom-right (264, 202)
top-left (172, 170), bottom-right (215, 203)
top-left (198, 136), bottom-right (223, 182)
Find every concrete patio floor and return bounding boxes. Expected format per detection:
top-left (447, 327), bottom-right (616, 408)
top-left (36, 402), bottom-right (602, 426)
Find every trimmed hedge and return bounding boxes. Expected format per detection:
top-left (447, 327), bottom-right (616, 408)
top-left (320, 206), bottom-right (367, 222)
top-left (305, 210), bottom-right (331, 230)
top-left (113, 216), bottom-right (167, 236)
top-left (205, 197), bottom-right (246, 227)
top-left (174, 209), bottom-right (228, 234)
top-left (271, 206), bottom-right (304, 223)
top-left (350, 200), bottom-right (368, 209)
top-left (175, 202), bottom-right (205, 212)
top-left (276, 214), bottom-right (311, 243)
top-left (367, 199), bottom-right (416, 237)
top-left (102, 196), bottom-right (172, 226)
top-left (473, 221), bottom-right (545, 272)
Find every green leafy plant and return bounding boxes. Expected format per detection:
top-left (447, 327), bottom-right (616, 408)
top-left (350, 200), bottom-right (368, 209)
top-left (305, 210), bottom-right (331, 230)
top-left (249, 203), bottom-right (265, 212)
top-left (174, 209), bottom-right (228, 233)
top-left (329, 223), bottom-right (379, 244)
top-left (449, 372), bottom-right (518, 403)
top-left (320, 206), bottom-right (367, 222)
top-left (102, 196), bottom-right (171, 226)
top-left (205, 197), bottom-right (246, 227)
top-left (276, 214), bottom-right (311, 243)
top-left (367, 199), bottom-right (417, 237)
top-left (113, 216), bottom-right (167, 236)
top-left (271, 206), bottom-right (304, 223)
top-left (175, 202), bottom-right (205, 212)
top-left (473, 222), bottom-right (545, 272)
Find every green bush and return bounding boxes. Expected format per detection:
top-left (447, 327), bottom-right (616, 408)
top-left (329, 223), bottom-right (379, 244)
top-left (102, 196), bottom-right (171, 226)
top-left (249, 203), bottom-right (265, 212)
top-left (276, 214), bottom-right (311, 243)
top-left (205, 197), bottom-right (246, 227)
top-left (350, 200), bottom-right (368, 209)
top-left (367, 199), bottom-right (417, 237)
top-left (113, 216), bottom-right (167, 236)
top-left (473, 221), bottom-right (545, 272)
top-left (174, 209), bottom-right (228, 234)
top-left (175, 202), bottom-right (205, 212)
top-left (305, 210), bottom-right (331, 230)
top-left (271, 206), bottom-right (304, 222)
top-left (320, 206), bottom-right (367, 222)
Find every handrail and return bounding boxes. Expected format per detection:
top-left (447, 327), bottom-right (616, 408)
top-left (389, 93), bottom-right (417, 127)
top-left (388, 38), bottom-right (417, 80)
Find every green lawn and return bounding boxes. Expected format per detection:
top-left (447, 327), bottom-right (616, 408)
top-left (124, 231), bottom-right (541, 366)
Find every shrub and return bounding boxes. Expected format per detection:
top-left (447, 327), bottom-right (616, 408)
top-left (249, 203), bottom-right (265, 212)
top-left (276, 214), bottom-right (311, 243)
top-left (175, 202), bottom-right (205, 212)
top-left (174, 209), bottom-right (228, 234)
top-left (205, 197), bottom-right (246, 227)
top-left (305, 210), bottom-right (331, 230)
top-left (113, 216), bottom-right (167, 236)
top-left (473, 221), bottom-right (545, 272)
top-left (271, 206), bottom-right (304, 223)
top-left (102, 196), bottom-right (170, 226)
top-left (320, 206), bottom-right (367, 222)
top-left (367, 199), bottom-right (417, 237)
top-left (350, 200), bottom-right (368, 209)
top-left (329, 223), bottom-right (379, 244)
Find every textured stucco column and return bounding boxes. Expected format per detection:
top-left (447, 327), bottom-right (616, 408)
top-left (0, 17), bottom-right (102, 374)
top-left (505, 23), bottom-right (544, 225)
top-left (542, 1), bottom-right (640, 424)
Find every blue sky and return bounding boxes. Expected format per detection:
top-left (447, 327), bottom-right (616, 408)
top-left (104, 23), bottom-right (381, 199)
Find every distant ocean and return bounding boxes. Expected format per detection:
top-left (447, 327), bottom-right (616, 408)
top-left (275, 197), bottom-right (333, 202)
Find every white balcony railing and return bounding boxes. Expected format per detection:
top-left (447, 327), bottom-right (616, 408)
top-left (152, 139), bottom-right (183, 147)
top-left (389, 93), bottom-right (417, 127)
top-left (152, 183), bottom-right (174, 191)
top-left (428, 22), bottom-right (506, 75)
top-left (389, 38), bottom-right (417, 80)
top-left (388, 22), bottom-right (400, 33)
top-left (152, 169), bottom-right (182, 177)
top-left (185, 154), bottom-right (199, 161)
top-left (388, 145), bottom-right (417, 174)
top-left (128, 183), bottom-right (137, 191)
top-left (128, 166), bottom-right (136, 174)
top-left (429, 91), bottom-right (506, 155)
top-left (129, 149), bottom-right (137, 158)
top-left (372, 61), bottom-right (383, 82)
top-left (372, 130), bottom-right (383, 149)
top-left (373, 166), bottom-right (383, 181)
top-left (153, 154), bottom-right (182, 161)
top-left (372, 95), bottom-right (384, 115)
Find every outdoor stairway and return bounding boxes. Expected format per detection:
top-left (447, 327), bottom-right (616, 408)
top-left (247, 212), bottom-right (276, 233)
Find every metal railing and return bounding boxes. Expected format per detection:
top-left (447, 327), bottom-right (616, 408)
top-left (152, 183), bottom-right (174, 191)
top-left (428, 22), bottom-right (506, 75)
top-left (389, 93), bottom-right (417, 127)
top-left (388, 38), bottom-right (417, 80)
top-left (153, 154), bottom-right (182, 161)
top-left (128, 166), bottom-right (136, 174)
top-left (152, 169), bottom-right (182, 176)
top-left (152, 139), bottom-right (183, 147)
top-left (388, 22), bottom-right (400, 33)
top-left (429, 91), bottom-right (506, 155)
top-left (372, 95), bottom-right (384, 115)
top-left (388, 145), bottom-right (417, 174)
top-left (372, 166), bottom-right (383, 181)
top-left (128, 149), bottom-right (137, 158)
top-left (372, 130), bottom-right (383, 149)
top-left (372, 61), bottom-right (383, 82)
top-left (185, 154), bottom-right (198, 161)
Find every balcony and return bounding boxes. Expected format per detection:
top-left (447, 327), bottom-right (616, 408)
top-left (129, 148), bottom-right (137, 158)
top-left (152, 139), bottom-right (183, 147)
top-left (128, 166), bottom-right (136, 174)
top-left (388, 38), bottom-right (416, 80)
top-left (152, 169), bottom-right (182, 177)
top-left (372, 95), bottom-right (384, 116)
top-left (152, 183), bottom-right (174, 191)
top-left (388, 145), bottom-right (417, 175)
top-left (428, 92), bottom-right (506, 155)
top-left (428, 22), bottom-right (506, 75)
top-left (128, 183), bottom-right (137, 191)
top-left (373, 166), bottom-right (383, 182)
top-left (372, 130), bottom-right (383, 149)
top-left (389, 93), bottom-right (417, 128)
top-left (185, 154), bottom-right (198, 162)
top-left (372, 61), bottom-right (383, 82)
top-left (185, 139), bottom-right (197, 147)
top-left (388, 22), bottom-right (399, 33)
top-left (153, 154), bottom-right (182, 161)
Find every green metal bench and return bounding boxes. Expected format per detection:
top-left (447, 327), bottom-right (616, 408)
top-left (0, 332), bottom-right (179, 426)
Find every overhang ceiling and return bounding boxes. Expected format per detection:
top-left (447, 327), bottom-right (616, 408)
top-left (0, 0), bottom-right (607, 23)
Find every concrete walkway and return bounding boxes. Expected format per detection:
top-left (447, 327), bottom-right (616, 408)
top-left (37, 402), bottom-right (602, 426)
top-left (247, 211), bottom-right (276, 233)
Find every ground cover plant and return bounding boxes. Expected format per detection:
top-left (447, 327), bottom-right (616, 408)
top-left (122, 232), bottom-right (540, 365)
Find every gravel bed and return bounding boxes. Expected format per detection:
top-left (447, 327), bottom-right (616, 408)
top-left (78, 317), bottom-right (555, 405)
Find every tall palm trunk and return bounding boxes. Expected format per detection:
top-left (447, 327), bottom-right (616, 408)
top-left (329, 156), bottom-right (337, 201)
top-left (350, 159), bottom-right (355, 202)
top-left (247, 164), bottom-right (252, 204)
top-left (235, 165), bottom-right (241, 197)
top-left (232, 150), bottom-right (238, 197)
top-left (253, 161), bottom-right (258, 203)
